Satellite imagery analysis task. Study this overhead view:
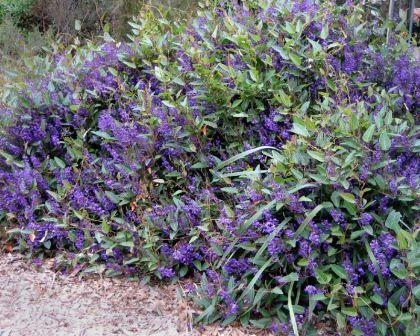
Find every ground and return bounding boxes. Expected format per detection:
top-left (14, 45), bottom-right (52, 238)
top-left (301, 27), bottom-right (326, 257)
top-left (0, 253), bottom-right (270, 336)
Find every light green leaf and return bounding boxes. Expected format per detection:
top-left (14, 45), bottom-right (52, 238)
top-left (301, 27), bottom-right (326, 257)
top-left (291, 123), bottom-right (309, 137)
top-left (341, 306), bottom-right (358, 317)
top-left (215, 146), bottom-right (279, 170)
top-left (289, 53), bottom-right (302, 67)
top-left (388, 301), bottom-right (398, 317)
top-left (307, 150), bottom-right (325, 162)
top-left (362, 125), bottom-right (375, 143)
top-left (320, 25), bottom-right (329, 39)
top-left (379, 132), bottom-right (391, 151)
top-left (385, 210), bottom-right (401, 232)
top-left (331, 265), bottom-right (348, 279)
top-left (339, 192), bottom-right (355, 204)
top-left (277, 272), bottom-right (299, 283)
top-left (288, 283), bottom-right (299, 336)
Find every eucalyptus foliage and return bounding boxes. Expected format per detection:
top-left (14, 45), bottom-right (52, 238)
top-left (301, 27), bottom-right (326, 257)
top-left (0, 1), bottom-right (419, 335)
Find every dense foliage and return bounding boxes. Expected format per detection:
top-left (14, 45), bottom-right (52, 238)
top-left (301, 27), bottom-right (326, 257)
top-left (1, 1), bottom-right (419, 334)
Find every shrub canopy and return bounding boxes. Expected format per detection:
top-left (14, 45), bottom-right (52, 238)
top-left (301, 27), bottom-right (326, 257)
top-left (0, 1), bottom-right (419, 335)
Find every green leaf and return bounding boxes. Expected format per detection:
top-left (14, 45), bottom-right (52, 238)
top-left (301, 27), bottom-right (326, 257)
top-left (284, 22), bottom-right (296, 34)
top-left (250, 318), bottom-right (272, 329)
top-left (105, 191), bottom-right (120, 204)
top-left (339, 192), bottom-right (355, 204)
top-left (387, 301), bottom-right (399, 317)
top-left (220, 187), bottom-right (238, 194)
top-left (108, 67), bottom-right (118, 76)
top-left (291, 122), bottom-right (309, 137)
top-left (91, 131), bottom-right (115, 140)
top-left (238, 257), bottom-right (273, 301)
top-left (336, 312), bottom-right (346, 330)
top-left (216, 200), bottom-right (277, 268)
top-left (362, 125), bottom-right (375, 143)
top-left (253, 217), bottom-right (291, 262)
top-left (272, 45), bottom-right (289, 59)
top-left (413, 285), bottom-right (420, 299)
top-left (370, 294), bottom-right (384, 305)
top-left (289, 53), bottom-right (302, 67)
top-left (307, 150), bottom-right (325, 162)
top-left (54, 157), bottom-right (66, 169)
top-left (215, 146), bottom-right (279, 170)
top-left (294, 204), bottom-right (324, 237)
top-left (341, 306), bottom-right (358, 317)
top-left (330, 265), bottom-right (348, 279)
top-left (288, 283), bottom-right (299, 336)
top-left (385, 210), bottom-right (401, 232)
top-left (390, 259), bottom-right (408, 279)
top-left (379, 132), bottom-right (391, 151)
top-left (101, 220), bottom-right (110, 234)
top-left (315, 268), bottom-right (332, 284)
top-left (277, 272), bottom-right (299, 283)
top-left (320, 25), bottom-right (329, 39)
top-left (364, 239), bottom-right (385, 291)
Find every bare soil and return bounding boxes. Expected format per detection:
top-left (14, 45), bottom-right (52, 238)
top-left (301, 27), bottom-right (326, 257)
top-left (0, 253), bottom-right (269, 336)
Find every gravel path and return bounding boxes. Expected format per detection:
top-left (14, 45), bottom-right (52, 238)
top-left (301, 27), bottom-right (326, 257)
top-left (0, 253), bottom-right (269, 336)
top-left (0, 253), bottom-right (192, 336)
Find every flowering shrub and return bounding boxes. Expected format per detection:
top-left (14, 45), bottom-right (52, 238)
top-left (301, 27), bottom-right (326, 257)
top-left (1, 1), bottom-right (419, 334)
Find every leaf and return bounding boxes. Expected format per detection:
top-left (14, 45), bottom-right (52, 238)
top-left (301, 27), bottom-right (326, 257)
top-left (288, 283), bottom-right (299, 336)
top-left (272, 45), bottom-right (290, 59)
top-left (413, 285), bottom-right (420, 299)
top-left (91, 131), bottom-right (115, 140)
top-left (253, 217), bottom-right (291, 261)
top-left (54, 157), bottom-right (66, 169)
top-left (307, 150), bottom-right (325, 162)
top-left (215, 146), bottom-right (279, 170)
top-left (196, 299), bottom-right (216, 322)
top-left (314, 268), bottom-right (332, 284)
top-left (379, 132), bottom-right (391, 151)
top-left (277, 272), bottom-right (299, 283)
top-left (108, 67), bottom-right (118, 76)
top-left (238, 257), bottom-right (273, 301)
top-left (190, 162), bottom-right (209, 169)
top-left (288, 183), bottom-right (317, 194)
top-left (388, 301), bottom-right (398, 317)
top-left (370, 294), bottom-right (384, 305)
top-left (105, 191), bottom-right (120, 204)
top-left (250, 318), bottom-right (272, 329)
top-left (364, 239), bottom-right (385, 291)
top-left (336, 312), bottom-right (346, 330)
top-left (390, 259), bottom-right (408, 279)
top-left (294, 204), bottom-right (324, 237)
top-left (220, 187), bottom-right (238, 194)
top-left (362, 125), bottom-right (375, 143)
top-left (385, 210), bottom-right (401, 233)
top-left (341, 306), bottom-right (358, 317)
top-left (284, 22), bottom-right (296, 34)
top-left (339, 192), bottom-right (355, 204)
top-left (331, 265), bottom-right (348, 279)
top-left (291, 122), bottom-right (309, 137)
top-left (216, 200), bottom-right (277, 268)
top-left (289, 53), bottom-right (302, 67)
top-left (101, 220), bottom-right (110, 234)
top-left (320, 25), bottom-right (329, 39)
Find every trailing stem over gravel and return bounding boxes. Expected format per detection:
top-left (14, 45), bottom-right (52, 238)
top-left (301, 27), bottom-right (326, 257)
top-left (0, 1), bottom-right (419, 335)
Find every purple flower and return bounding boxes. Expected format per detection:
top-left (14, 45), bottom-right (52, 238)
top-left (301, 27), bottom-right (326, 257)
top-left (359, 213), bottom-right (373, 226)
top-left (304, 285), bottom-right (319, 295)
top-left (330, 209), bottom-right (345, 224)
top-left (158, 267), bottom-right (176, 278)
